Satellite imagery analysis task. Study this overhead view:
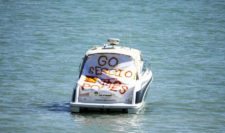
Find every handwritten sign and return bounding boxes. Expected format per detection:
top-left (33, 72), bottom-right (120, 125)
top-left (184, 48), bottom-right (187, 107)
top-left (78, 54), bottom-right (137, 103)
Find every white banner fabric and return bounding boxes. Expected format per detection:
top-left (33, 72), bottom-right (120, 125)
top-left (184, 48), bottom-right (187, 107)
top-left (78, 54), bottom-right (137, 104)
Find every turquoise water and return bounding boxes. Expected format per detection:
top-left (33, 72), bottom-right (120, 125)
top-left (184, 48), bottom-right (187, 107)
top-left (1, 0), bottom-right (225, 133)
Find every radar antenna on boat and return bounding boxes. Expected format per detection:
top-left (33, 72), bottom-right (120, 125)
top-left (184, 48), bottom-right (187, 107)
top-left (107, 38), bottom-right (120, 46)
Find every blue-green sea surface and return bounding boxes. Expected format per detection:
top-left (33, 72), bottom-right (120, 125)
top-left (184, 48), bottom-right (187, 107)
top-left (0, 0), bottom-right (225, 133)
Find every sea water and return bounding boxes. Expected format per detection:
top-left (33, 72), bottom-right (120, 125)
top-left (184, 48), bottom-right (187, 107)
top-left (0, 0), bottom-right (225, 133)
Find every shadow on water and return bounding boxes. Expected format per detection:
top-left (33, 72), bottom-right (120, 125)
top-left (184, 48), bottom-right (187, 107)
top-left (41, 102), bottom-right (71, 113)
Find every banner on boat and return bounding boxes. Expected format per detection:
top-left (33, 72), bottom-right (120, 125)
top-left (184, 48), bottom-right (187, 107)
top-left (77, 54), bottom-right (137, 103)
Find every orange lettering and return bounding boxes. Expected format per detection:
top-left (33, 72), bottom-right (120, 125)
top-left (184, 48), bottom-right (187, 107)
top-left (125, 71), bottom-right (133, 78)
top-left (119, 86), bottom-right (128, 94)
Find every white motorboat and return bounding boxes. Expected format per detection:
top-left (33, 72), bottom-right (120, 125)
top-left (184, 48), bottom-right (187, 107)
top-left (70, 38), bottom-right (153, 113)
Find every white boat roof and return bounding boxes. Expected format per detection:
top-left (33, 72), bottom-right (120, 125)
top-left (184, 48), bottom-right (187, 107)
top-left (86, 45), bottom-right (142, 61)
